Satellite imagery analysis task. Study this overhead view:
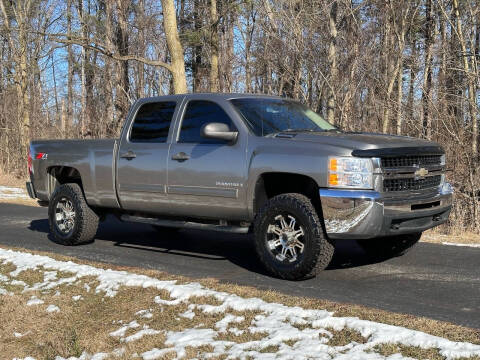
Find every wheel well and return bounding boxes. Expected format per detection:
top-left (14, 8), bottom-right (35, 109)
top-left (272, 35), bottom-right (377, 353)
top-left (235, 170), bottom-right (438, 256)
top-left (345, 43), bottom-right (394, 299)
top-left (47, 166), bottom-right (83, 197)
top-left (253, 173), bottom-right (321, 215)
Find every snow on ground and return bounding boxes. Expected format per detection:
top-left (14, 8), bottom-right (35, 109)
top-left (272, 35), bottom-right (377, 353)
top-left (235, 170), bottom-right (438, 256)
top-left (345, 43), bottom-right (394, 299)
top-left (26, 296), bottom-right (44, 306)
top-left (45, 304), bottom-right (60, 313)
top-left (442, 242), bottom-right (480, 248)
top-left (1, 248), bottom-right (480, 360)
top-left (0, 185), bottom-right (30, 200)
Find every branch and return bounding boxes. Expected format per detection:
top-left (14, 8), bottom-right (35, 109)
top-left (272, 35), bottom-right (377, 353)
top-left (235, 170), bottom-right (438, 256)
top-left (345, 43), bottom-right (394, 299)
top-left (42, 33), bottom-right (172, 72)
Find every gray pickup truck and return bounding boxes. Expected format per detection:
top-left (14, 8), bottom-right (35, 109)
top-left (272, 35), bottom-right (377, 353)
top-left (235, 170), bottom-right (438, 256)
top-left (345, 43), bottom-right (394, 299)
top-left (26, 93), bottom-right (453, 279)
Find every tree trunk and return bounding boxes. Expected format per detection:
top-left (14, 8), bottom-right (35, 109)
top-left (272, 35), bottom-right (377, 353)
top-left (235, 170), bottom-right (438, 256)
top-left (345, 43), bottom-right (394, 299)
top-left (422, 0), bottom-right (433, 139)
top-left (161, 0), bottom-right (187, 94)
top-left (105, 0), bottom-right (116, 135)
top-left (192, 0), bottom-right (203, 92)
top-left (327, 1), bottom-right (338, 125)
top-left (452, 0), bottom-right (477, 155)
top-left (114, 0), bottom-right (130, 131)
top-left (0, 0), bottom-right (32, 153)
top-left (67, 0), bottom-right (74, 129)
top-left (78, 0), bottom-right (88, 136)
top-left (407, 37), bottom-right (416, 124)
top-left (137, 0), bottom-right (146, 98)
top-left (209, 0), bottom-right (219, 92)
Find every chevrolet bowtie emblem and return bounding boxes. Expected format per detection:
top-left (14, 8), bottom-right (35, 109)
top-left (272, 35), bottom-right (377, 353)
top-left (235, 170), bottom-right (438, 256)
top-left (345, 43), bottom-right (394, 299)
top-left (414, 167), bottom-right (429, 179)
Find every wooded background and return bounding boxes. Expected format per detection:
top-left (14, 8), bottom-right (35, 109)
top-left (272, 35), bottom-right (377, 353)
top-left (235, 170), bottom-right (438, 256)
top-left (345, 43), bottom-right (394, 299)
top-left (0, 0), bottom-right (479, 231)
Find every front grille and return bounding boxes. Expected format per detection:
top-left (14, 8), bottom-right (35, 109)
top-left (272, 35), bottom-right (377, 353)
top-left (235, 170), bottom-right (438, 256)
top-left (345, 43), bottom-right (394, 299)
top-left (383, 175), bottom-right (442, 192)
top-left (381, 155), bottom-right (442, 168)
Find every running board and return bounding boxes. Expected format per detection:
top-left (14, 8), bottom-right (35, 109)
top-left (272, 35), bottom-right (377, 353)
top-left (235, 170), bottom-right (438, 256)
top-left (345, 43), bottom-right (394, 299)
top-left (120, 215), bottom-right (250, 234)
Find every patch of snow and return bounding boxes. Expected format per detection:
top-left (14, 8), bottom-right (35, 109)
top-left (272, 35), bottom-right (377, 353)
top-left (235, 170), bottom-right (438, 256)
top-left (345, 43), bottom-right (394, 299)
top-left (26, 296), bottom-right (44, 306)
top-left (215, 314), bottom-right (245, 333)
top-left (123, 326), bottom-right (162, 343)
top-left (0, 185), bottom-right (30, 200)
top-left (10, 279), bottom-right (27, 287)
top-left (141, 348), bottom-right (176, 360)
top-left (228, 327), bottom-right (245, 336)
top-left (109, 320), bottom-right (140, 337)
top-left (84, 283), bottom-right (91, 292)
top-left (179, 304), bottom-right (196, 319)
top-left (72, 295), bottom-right (83, 301)
top-left (0, 287), bottom-right (13, 296)
top-left (46, 304), bottom-right (60, 313)
top-left (14, 331), bottom-right (27, 338)
top-left (135, 309), bottom-right (153, 319)
top-left (442, 242), bottom-right (480, 248)
top-left (112, 348), bottom-right (125, 357)
top-left (53, 351), bottom-right (108, 360)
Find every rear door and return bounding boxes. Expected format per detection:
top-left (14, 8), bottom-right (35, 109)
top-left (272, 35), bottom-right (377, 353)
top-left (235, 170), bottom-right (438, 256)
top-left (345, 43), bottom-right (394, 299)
top-left (166, 98), bottom-right (248, 220)
top-left (116, 98), bottom-right (181, 212)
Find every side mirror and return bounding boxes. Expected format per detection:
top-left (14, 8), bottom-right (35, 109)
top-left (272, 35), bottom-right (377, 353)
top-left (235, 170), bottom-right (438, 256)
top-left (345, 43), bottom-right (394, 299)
top-left (200, 122), bottom-right (238, 144)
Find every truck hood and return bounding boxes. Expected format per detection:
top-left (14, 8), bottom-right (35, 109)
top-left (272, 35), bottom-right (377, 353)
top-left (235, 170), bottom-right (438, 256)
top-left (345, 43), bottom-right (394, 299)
top-left (282, 131), bottom-right (443, 155)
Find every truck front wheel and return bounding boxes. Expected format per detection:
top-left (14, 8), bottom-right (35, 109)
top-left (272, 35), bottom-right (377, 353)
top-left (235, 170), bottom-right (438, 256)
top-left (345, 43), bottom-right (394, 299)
top-left (254, 193), bottom-right (334, 280)
top-left (48, 183), bottom-right (99, 245)
top-left (357, 233), bottom-right (422, 260)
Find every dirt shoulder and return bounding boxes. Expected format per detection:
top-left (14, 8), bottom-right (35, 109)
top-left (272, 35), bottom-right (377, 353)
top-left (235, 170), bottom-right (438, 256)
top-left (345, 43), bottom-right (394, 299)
top-left (421, 230), bottom-right (480, 245)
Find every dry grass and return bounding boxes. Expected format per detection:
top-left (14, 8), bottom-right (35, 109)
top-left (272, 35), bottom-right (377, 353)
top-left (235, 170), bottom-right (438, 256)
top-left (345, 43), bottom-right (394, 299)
top-left (0, 245), bottom-right (479, 360)
top-left (422, 229), bottom-right (480, 245)
top-left (374, 343), bottom-right (480, 360)
top-left (0, 171), bottom-right (26, 187)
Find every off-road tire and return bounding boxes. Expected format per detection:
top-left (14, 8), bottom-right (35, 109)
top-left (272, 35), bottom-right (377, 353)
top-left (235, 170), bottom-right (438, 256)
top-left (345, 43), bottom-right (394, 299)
top-left (48, 183), bottom-right (99, 245)
top-left (358, 232), bottom-right (422, 260)
top-left (254, 193), bottom-right (334, 280)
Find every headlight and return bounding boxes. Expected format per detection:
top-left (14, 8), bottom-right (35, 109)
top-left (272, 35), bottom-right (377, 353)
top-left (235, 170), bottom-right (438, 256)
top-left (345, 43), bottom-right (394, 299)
top-left (328, 156), bottom-right (374, 189)
top-left (440, 154), bottom-right (446, 165)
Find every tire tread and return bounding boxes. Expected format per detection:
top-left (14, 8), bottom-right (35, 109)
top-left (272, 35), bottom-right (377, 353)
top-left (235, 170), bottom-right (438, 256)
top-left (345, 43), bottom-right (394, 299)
top-left (254, 193), bottom-right (334, 280)
top-left (48, 183), bottom-right (99, 245)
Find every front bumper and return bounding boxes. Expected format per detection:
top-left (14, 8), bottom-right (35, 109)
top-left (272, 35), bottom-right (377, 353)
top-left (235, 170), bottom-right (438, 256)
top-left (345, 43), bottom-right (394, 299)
top-left (319, 183), bottom-right (453, 239)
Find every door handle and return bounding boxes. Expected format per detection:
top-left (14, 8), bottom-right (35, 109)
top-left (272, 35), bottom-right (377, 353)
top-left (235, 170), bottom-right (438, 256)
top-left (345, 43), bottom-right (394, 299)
top-left (171, 152), bottom-right (190, 161)
top-left (120, 150), bottom-right (136, 160)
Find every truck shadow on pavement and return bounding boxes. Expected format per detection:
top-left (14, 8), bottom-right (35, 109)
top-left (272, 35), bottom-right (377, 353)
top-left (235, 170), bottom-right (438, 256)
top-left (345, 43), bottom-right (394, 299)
top-left (28, 215), bottom-right (386, 278)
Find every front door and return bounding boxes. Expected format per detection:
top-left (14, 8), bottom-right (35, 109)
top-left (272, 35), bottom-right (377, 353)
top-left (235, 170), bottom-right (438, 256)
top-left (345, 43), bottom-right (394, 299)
top-left (166, 99), bottom-right (248, 220)
top-left (116, 99), bottom-right (180, 213)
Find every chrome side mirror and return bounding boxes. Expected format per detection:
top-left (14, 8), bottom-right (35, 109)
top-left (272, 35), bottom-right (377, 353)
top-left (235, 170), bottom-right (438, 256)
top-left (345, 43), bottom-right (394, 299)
top-left (200, 122), bottom-right (238, 144)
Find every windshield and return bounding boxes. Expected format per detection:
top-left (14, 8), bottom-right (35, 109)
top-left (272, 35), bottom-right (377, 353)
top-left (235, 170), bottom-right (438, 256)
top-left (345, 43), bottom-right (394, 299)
top-left (230, 98), bottom-right (337, 136)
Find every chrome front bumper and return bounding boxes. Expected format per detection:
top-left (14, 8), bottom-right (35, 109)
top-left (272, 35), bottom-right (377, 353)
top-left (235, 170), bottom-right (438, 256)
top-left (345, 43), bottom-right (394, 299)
top-left (319, 183), bottom-right (453, 239)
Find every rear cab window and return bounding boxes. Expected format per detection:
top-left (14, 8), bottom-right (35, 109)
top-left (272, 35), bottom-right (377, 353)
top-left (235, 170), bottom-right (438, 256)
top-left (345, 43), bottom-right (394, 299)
top-left (178, 100), bottom-right (234, 144)
top-left (130, 101), bottom-right (177, 142)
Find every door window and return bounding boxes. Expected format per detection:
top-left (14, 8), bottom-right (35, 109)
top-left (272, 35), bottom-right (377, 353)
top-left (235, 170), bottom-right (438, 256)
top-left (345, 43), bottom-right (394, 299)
top-left (130, 101), bottom-right (176, 142)
top-left (179, 100), bottom-right (233, 143)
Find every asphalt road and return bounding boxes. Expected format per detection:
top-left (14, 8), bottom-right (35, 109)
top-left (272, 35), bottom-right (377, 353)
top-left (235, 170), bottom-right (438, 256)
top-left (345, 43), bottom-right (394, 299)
top-left (1, 202), bottom-right (479, 329)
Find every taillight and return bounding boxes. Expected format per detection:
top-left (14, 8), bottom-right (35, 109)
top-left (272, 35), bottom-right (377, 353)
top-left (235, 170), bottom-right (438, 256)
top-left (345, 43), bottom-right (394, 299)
top-left (27, 146), bottom-right (33, 175)
top-left (35, 152), bottom-right (46, 159)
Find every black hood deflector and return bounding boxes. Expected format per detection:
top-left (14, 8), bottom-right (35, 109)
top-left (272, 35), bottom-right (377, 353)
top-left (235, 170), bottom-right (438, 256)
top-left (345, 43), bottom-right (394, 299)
top-left (352, 146), bottom-right (444, 158)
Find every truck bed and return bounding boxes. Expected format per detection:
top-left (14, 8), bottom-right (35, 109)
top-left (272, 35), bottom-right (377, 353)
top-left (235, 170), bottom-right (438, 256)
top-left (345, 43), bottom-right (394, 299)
top-left (30, 139), bottom-right (119, 208)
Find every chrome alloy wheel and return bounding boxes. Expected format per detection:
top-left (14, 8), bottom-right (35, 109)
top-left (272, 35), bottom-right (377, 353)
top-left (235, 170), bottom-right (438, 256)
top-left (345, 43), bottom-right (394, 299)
top-left (55, 197), bottom-right (76, 234)
top-left (266, 214), bottom-right (305, 263)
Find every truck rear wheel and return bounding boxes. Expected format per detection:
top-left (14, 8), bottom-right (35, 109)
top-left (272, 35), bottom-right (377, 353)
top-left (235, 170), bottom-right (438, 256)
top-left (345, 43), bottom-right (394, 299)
top-left (48, 183), bottom-right (99, 245)
top-left (254, 193), bottom-right (334, 280)
top-left (358, 233), bottom-right (422, 260)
